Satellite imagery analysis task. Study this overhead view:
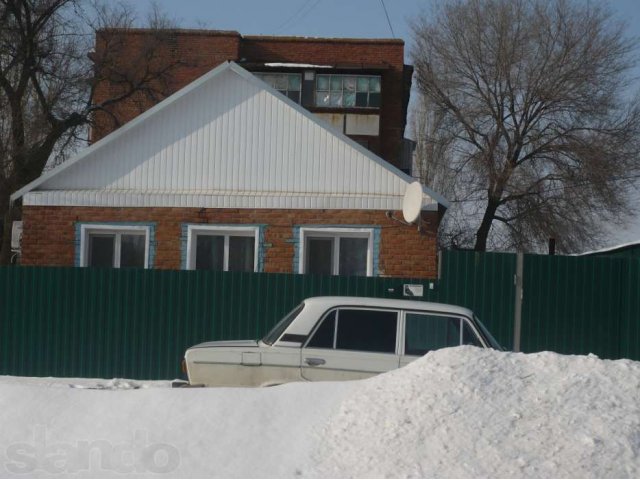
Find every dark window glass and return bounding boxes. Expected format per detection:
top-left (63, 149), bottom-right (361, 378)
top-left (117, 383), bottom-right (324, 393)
top-left (462, 322), bottom-right (483, 347)
top-left (355, 92), bottom-right (368, 107)
top-left (120, 234), bottom-right (145, 268)
top-left (228, 236), bottom-right (255, 272)
top-left (263, 303), bottom-right (305, 345)
top-left (195, 235), bottom-right (224, 271)
top-left (88, 234), bottom-right (115, 267)
top-left (336, 309), bottom-right (397, 353)
top-left (287, 91), bottom-right (300, 102)
top-left (369, 93), bottom-right (381, 108)
top-left (339, 237), bottom-right (368, 276)
top-left (405, 314), bottom-right (461, 356)
top-left (307, 310), bottom-right (336, 349)
top-left (306, 237), bottom-right (333, 275)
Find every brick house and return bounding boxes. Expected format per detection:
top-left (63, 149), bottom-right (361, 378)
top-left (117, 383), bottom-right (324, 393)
top-left (92, 29), bottom-right (413, 171)
top-left (11, 62), bottom-right (448, 278)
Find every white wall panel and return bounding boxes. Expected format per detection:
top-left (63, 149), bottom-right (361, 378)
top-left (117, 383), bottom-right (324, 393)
top-left (27, 64), bottom-right (441, 210)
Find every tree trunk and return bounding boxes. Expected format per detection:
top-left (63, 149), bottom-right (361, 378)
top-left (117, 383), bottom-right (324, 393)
top-left (474, 195), bottom-right (501, 251)
top-left (0, 200), bottom-right (20, 265)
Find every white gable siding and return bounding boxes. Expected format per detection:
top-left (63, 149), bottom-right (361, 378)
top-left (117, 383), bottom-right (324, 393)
top-left (20, 64), bottom-right (441, 211)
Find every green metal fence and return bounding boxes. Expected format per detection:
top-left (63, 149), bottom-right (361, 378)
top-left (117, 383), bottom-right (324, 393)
top-left (0, 267), bottom-right (438, 380)
top-left (437, 250), bottom-right (516, 350)
top-left (521, 254), bottom-right (625, 359)
top-left (1, 250), bottom-right (638, 380)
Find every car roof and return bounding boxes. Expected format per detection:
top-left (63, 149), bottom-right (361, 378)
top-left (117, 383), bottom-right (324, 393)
top-left (302, 296), bottom-right (474, 317)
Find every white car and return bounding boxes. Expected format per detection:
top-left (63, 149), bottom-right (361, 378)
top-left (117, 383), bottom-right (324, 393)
top-left (183, 296), bottom-right (502, 387)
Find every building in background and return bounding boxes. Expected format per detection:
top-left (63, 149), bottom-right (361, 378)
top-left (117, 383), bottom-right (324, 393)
top-left (92, 29), bottom-right (413, 171)
top-left (12, 63), bottom-right (446, 278)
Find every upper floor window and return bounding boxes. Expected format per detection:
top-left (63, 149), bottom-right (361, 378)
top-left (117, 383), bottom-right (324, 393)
top-left (315, 74), bottom-right (381, 108)
top-left (255, 73), bottom-right (302, 103)
top-left (79, 224), bottom-right (150, 268)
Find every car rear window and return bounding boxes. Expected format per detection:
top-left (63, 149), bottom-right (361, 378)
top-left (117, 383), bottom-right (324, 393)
top-left (404, 313), bottom-right (482, 356)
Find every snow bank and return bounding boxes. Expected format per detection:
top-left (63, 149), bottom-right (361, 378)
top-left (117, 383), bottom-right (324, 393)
top-left (0, 347), bottom-right (638, 478)
top-left (310, 347), bottom-right (640, 478)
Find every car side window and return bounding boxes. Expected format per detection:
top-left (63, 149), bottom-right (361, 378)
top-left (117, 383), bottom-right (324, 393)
top-left (335, 309), bottom-right (397, 354)
top-left (462, 322), bottom-right (483, 347)
top-left (307, 310), bottom-right (336, 349)
top-left (404, 313), bottom-right (481, 356)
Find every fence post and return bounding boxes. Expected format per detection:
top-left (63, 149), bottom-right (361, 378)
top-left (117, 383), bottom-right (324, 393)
top-left (513, 252), bottom-right (523, 352)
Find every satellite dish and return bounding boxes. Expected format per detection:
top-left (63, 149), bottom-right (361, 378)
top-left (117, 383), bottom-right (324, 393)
top-left (402, 182), bottom-right (423, 224)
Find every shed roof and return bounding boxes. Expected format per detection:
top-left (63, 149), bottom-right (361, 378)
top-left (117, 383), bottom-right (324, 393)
top-left (12, 62), bottom-right (448, 211)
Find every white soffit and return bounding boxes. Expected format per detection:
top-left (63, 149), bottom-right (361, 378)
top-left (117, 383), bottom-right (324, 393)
top-left (13, 62), bottom-right (449, 211)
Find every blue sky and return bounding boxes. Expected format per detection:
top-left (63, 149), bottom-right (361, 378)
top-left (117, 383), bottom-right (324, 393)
top-left (120, 0), bottom-right (640, 246)
top-left (123, 0), bottom-right (640, 56)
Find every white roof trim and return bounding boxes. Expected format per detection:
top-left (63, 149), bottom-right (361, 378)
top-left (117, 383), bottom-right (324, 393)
top-left (23, 190), bottom-right (438, 211)
top-left (11, 61), bottom-right (449, 209)
top-left (573, 240), bottom-right (640, 256)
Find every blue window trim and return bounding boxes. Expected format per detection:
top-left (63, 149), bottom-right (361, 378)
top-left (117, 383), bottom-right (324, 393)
top-left (293, 225), bottom-right (381, 276)
top-left (74, 221), bottom-right (157, 268)
top-left (180, 223), bottom-right (266, 272)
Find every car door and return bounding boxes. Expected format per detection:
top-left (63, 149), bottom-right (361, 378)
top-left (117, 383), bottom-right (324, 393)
top-left (400, 311), bottom-right (484, 367)
top-left (300, 307), bottom-right (401, 382)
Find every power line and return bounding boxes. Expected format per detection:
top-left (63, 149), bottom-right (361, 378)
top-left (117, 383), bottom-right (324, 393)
top-left (380, 0), bottom-right (395, 38)
top-left (274, 0), bottom-right (321, 34)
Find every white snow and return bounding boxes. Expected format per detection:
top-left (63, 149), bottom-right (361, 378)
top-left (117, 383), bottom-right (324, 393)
top-left (264, 62), bottom-right (332, 68)
top-left (0, 347), bottom-right (638, 478)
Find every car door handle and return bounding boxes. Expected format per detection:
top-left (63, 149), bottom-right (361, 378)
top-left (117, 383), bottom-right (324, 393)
top-left (304, 357), bottom-right (326, 366)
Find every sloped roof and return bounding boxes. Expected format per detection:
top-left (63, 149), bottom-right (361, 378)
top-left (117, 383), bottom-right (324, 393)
top-left (12, 62), bottom-right (448, 211)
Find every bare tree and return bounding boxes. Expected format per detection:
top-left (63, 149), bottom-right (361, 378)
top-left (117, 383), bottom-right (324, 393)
top-left (0, 0), bottom-right (180, 264)
top-left (411, 0), bottom-right (640, 253)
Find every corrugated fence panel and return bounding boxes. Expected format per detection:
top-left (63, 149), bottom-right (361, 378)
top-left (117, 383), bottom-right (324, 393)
top-left (2, 251), bottom-right (639, 381)
top-left (620, 259), bottom-right (640, 361)
top-left (0, 267), bottom-right (435, 380)
top-left (521, 254), bottom-right (623, 358)
top-left (437, 250), bottom-right (516, 350)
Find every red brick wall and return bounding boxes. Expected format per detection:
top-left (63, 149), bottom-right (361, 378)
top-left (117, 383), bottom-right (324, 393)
top-left (21, 206), bottom-right (439, 278)
top-left (91, 30), bottom-right (408, 167)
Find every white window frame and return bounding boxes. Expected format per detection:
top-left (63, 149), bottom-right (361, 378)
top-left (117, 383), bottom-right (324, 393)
top-left (80, 224), bottom-right (150, 268)
top-left (298, 227), bottom-right (374, 276)
top-left (186, 225), bottom-right (260, 272)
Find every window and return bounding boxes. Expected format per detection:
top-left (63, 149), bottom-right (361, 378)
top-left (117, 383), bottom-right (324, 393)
top-left (254, 72), bottom-right (302, 103)
top-left (306, 308), bottom-right (397, 354)
top-left (307, 310), bottom-right (336, 349)
top-left (262, 303), bottom-right (305, 345)
top-left (80, 225), bottom-right (150, 268)
top-left (299, 227), bottom-right (373, 276)
top-left (404, 313), bottom-right (482, 356)
top-left (315, 74), bottom-right (381, 108)
top-left (186, 225), bottom-right (259, 272)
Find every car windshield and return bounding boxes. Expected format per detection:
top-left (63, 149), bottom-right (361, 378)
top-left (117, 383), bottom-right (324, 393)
top-left (262, 303), bottom-right (305, 345)
top-left (474, 315), bottom-right (503, 350)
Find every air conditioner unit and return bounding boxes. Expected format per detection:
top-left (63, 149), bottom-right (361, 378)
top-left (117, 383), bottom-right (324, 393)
top-left (11, 221), bottom-right (23, 251)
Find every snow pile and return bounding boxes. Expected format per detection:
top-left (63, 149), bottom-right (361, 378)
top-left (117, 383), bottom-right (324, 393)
top-left (309, 347), bottom-right (640, 478)
top-left (0, 347), bottom-right (638, 478)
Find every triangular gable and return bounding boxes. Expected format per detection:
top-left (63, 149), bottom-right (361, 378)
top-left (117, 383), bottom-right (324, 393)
top-left (12, 62), bottom-right (449, 211)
